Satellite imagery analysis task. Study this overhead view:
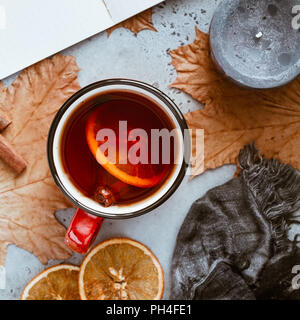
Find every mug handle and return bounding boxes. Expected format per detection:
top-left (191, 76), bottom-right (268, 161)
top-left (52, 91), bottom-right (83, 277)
top-left (65, 208), bottom-right (104, 254)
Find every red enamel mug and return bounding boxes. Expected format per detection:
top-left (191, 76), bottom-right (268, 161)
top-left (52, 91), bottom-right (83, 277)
top-left (47, 79), bottom-right (188, 254)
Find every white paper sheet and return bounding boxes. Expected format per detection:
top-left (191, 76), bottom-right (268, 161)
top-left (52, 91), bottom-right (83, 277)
top-left (0, 0), bottom-right (162, 80)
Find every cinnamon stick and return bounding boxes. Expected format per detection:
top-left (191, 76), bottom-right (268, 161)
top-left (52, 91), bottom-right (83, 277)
top-left (0, 135), bottom-right (27, 174)
top-left (0, 113), bottom-right (11, 131)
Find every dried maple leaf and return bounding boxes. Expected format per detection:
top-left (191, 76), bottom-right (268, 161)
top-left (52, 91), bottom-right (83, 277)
top-left (0, 54), bottom-right (81, 265)
top-left (170, 27), bottom-right (300, 177)
top-left (107, 8), bottom-right (157, 36)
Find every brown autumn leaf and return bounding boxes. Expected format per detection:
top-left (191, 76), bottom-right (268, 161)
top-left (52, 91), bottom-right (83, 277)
top-left (170, 27), bottom-right (300, 177)
top-left (107, 8), bottom-right (157, 37)
top-left (0, 54), bottom-right (81, 265)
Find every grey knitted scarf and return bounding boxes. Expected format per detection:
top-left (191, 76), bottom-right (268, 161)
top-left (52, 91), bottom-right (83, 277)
top-left (171, 144), bottom-right (300, 300)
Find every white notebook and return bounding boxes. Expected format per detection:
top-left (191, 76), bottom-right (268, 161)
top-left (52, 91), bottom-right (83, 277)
top-left (0, 0), bottom-right (163, 80)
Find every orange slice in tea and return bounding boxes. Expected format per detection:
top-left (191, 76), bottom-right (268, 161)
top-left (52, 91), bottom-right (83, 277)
top-left (20, 264), bottom-right (80, 300)
top-left (86, 106), bottom-right (170, 188)
top-left (79, 238), bottom-right (164, 300)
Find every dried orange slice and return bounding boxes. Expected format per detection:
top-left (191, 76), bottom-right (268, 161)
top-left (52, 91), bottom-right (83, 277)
top-left (86, 106), bottom-right (170, 188)
top-left (21, 264), bottom-right (80, 300)
top-left (79, 238), bottom-right (164, 300)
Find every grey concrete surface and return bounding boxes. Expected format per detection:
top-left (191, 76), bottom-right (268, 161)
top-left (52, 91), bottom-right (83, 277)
top-left (0, 0), bottom-right (238, 300)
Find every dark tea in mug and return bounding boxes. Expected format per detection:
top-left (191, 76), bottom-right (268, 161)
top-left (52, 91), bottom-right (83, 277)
top-left (60, 90), bottom-right (177, 207)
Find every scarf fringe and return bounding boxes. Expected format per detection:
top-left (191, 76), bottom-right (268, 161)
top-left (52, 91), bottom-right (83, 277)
top-left (238, 143), bottom-right (300, 253)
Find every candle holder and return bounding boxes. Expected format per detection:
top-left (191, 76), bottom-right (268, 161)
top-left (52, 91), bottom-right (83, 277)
top-left (209, 0), bottom-right (300, 89)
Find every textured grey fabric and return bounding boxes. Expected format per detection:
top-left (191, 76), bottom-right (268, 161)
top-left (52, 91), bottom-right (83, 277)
top-left (171, 144), bottom-right (300, 300)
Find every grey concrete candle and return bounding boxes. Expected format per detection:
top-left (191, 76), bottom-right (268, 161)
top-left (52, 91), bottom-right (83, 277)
top-left (210, 0), bottom-right (300, 89)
